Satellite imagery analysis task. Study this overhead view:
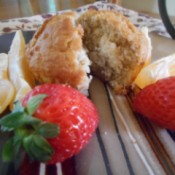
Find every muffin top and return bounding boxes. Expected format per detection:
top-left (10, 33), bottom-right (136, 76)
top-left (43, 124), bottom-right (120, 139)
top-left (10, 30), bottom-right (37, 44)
top-left (77, 10), bottom-right (151, 94)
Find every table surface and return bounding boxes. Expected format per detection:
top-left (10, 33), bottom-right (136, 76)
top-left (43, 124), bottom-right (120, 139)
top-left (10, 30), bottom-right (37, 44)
top-left (0, 1), bottom-right (175, 175)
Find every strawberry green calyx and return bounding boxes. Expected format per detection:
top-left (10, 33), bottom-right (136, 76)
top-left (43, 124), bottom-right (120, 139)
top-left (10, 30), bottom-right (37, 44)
top-left (0, 94), bottom-right (59, 162)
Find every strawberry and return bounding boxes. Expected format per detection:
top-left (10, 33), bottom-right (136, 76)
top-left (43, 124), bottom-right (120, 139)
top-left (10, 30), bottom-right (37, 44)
top-left (133, 76), bottom-right (175, 130)
top-left (0, 84), bottom-right (99, 164)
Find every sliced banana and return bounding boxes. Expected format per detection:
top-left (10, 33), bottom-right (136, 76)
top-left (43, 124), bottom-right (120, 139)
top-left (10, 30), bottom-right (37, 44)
top-left (0, 53), bottom-right (15, 113)
top-left (0, 79), bottom-right (15, 114)
top-left (8, 30), bottom-right (35, 106)
top-left (0, 53), bottom-right (9, 80)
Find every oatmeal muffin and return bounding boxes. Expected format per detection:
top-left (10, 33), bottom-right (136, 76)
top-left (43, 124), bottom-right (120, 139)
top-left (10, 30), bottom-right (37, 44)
top-left (26, 12), bottom-right (91, 93)
top-left (77, 10), bottom-right (151, 94)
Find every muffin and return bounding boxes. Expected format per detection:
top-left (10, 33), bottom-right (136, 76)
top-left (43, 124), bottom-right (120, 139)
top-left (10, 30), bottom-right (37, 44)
top-left (77, 10), bottom-right (151, 94)
top-left (25, 12), bottom-right (91, 94)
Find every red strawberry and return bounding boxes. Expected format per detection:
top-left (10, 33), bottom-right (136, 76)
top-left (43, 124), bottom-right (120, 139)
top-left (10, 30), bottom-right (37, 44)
top-left (0, 84), bottom-right (98, 164)
top-left (133, 76), bottom-right (175, 130)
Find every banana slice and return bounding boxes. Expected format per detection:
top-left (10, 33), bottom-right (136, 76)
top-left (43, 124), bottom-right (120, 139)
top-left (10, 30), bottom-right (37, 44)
top-left (134, 53), bottom-right (175, 89)
top-left (0, 79), bottom-right (15, 114)
top-left (0, 53), bottom-right (9, 79)
top-left (8, 30), bottom-right (35, 105)
top-left (0, 54), bottom-right (15, 113)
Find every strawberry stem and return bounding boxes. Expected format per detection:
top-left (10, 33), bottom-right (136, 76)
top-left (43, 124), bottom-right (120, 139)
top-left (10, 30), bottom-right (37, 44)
top-left (0, 94), bottom-right (59, 163)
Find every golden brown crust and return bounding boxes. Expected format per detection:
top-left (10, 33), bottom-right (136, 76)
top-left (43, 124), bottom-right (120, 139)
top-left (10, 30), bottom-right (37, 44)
top-left (26, 10), bottom-right (151, 94)
top-left (77, 10), bottom-right (151, 94)
top-left (26, 12), bottom-right (90, 90)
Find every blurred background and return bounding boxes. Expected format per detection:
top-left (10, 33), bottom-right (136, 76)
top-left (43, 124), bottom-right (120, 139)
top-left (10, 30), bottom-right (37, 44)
top-left (123, 0), bottom-right (175, 16)
top-left (0, 0), bottom-right (174, 21)
top-left (0, 0), bottom-right (118, 20)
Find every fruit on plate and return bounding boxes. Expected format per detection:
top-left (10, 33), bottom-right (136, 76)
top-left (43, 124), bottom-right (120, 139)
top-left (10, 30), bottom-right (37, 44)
top-left (0, 53), bottom-right (15, 114)
top-left (134, 53), bottom-right (175, 89)
top-left (0, 84), bottom-right (99, 164)
top-left (0, 79), bottom-right (15, 114)
top-left (133, 76), bottom-right (175, 130)
top-left (0, 53), bottom-right (9, 80)
top-left (8, 30), bottom-right (35, 106)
